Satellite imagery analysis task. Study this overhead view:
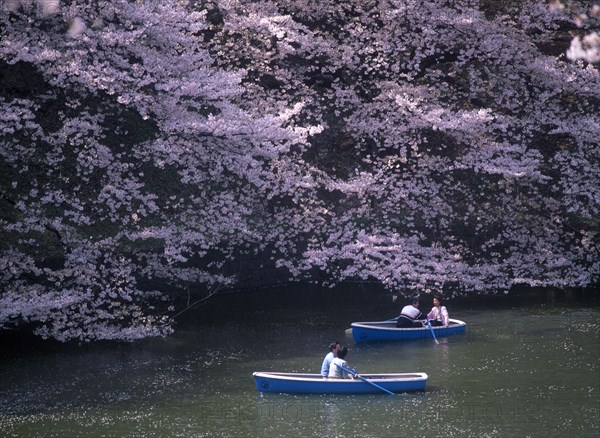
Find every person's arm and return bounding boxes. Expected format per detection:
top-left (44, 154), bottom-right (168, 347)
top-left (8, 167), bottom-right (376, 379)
top-left (344, 362), bottom-right (357, 379)
top-left (321, 354), bottom-right (331, 377)
top-left (441, 306), bottom-right (449, 326)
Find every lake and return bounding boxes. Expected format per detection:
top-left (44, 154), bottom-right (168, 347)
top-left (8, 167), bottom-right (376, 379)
top-left (1, 286), bottom-right (598, 437)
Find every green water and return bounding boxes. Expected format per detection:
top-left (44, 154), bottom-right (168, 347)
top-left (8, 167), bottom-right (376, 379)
top-left (1, 289), bottom-right (599, 437)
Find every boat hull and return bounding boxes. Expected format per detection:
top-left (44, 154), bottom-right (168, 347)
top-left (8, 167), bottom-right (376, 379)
top-left (253, 372), bottom-right (428, 394)
top-left (352, 319), bottom-right (466, 343)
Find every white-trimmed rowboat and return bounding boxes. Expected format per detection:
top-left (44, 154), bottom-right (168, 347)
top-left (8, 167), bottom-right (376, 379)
top-left (252, 371), bottom-right (428, 394)
top-left (351, 318), bottom-right (466, 342)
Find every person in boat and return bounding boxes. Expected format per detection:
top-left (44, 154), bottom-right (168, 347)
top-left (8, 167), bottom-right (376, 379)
top-left (396, 297), bottom-right (427, 328)
top-left (321, 341), bottom-right (340, 378)
top-left (427, 295), bottom-right (449, 327)
top-left (328, 346), bottom-right (356, 379)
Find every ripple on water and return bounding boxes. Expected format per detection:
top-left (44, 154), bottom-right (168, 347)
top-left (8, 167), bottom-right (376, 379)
top-left (1, 307), bottom-right (599, 437)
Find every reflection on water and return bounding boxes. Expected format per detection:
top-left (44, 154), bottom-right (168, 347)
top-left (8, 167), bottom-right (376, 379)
top-left (1, 287), bottom-right (599, 437)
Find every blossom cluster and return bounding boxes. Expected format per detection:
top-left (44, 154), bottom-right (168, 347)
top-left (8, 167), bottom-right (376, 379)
top-left (0, 0), bottom-right (598, 341)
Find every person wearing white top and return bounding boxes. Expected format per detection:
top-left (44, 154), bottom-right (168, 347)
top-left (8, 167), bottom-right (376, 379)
top-left (427, 296), bottom-right (449, 327)
top-left (320, 341), bottom-right (340, 377)
top-left (328, 346), bottom-right (355, 379)
top-left (396, 297), bottom-right (426, 328)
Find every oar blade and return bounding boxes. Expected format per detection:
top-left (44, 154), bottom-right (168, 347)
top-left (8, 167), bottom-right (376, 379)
top-left (426, 320), bottom-right (440, 345)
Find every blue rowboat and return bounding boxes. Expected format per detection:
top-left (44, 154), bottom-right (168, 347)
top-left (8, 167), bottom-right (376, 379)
top-left (352, 318), bottom-right (466, 343)
top-left (252, 372), bottom-right (428, 394)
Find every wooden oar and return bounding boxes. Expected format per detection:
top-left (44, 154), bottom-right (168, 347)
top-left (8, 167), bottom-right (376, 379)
top-left (335, 363), bottom-right (396, 396)
top-left (425, 319), bottom-right (440, 345)
top-left (345, 316), bottom-right (399, 335)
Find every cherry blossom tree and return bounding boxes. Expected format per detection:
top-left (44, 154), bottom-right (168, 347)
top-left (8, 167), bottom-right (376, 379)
top-left (1, 0), bottom-right (598, 341)
top-left (554, 1), bottom-right (600, 63)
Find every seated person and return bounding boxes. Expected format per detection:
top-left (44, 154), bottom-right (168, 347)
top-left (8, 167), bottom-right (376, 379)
top-left (396, 297), bottom-right (426, 328)
top-left (427, 295), bottom-right (449, 327)
top-left (328, 346), bottom-right (355, 379)
top-left (321, 341), bottom-right (340, 378)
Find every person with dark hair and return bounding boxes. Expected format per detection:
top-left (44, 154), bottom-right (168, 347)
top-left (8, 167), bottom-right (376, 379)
top-left (321, 341), bottom-right (340, 377)
top-left (427, 295), bottom-right (449, 327)
top-left (395, 297), bottom-right (426, 328)
top-left (328, 346), bottom-right (355, 379)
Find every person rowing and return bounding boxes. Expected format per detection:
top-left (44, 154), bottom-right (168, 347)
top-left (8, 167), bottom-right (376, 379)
top-left (328, 346), bottom-right (356, 379)
top-left (427, 295), bottom-right (449, 327)
top-left (395, 297), bottom-right (427, 328)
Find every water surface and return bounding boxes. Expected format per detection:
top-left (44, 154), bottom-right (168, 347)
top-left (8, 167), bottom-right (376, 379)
top-left (1, 288), bottom-right (598, 437)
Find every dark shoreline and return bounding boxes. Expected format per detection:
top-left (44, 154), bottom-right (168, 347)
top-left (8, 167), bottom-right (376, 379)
top-left (1, 283), bottom-right (597, 351)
